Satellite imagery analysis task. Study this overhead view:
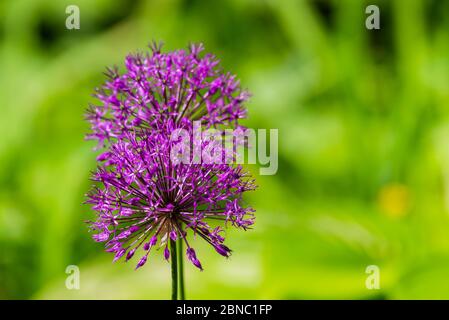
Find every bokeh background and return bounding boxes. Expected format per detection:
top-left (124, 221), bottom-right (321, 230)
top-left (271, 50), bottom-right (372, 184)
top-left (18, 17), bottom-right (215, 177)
top-left (1, 0), bottom-right (449, 299)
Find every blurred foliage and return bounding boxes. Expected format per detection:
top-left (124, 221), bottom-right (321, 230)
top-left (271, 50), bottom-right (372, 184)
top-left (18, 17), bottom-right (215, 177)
top-left (1, 0), bottom-right (449, 299)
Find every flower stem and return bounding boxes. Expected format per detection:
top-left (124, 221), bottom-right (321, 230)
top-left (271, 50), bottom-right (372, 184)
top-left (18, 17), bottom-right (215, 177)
top-left (170, 239), bottom-right (178, 300)
top-left (177, 240), bottom-right (185, 300)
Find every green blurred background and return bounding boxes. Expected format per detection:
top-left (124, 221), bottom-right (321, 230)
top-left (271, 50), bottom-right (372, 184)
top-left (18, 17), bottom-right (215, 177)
top-left (1, 0), bottom-right (449, 299)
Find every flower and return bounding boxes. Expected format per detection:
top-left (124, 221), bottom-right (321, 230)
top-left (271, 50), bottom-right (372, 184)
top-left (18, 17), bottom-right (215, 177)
top-left (86, 127), bottom-right (256, 270)
top-left (86, 42), bottom-right (250, 148)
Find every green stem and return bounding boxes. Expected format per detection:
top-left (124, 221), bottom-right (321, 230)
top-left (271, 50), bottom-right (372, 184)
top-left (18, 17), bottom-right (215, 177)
top-left (170, 239), bottom-right (178, 300)
top-left (177, 240), bottom-right (185, 300)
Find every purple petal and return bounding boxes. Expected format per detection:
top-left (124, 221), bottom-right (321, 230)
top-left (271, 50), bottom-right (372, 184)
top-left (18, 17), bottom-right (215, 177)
top-left (214, 244), bottom-right (231, 257)
top-left (150, 235), bottom-right (158, 246)
top-left (92, 231), bottom-right (109, 242)
top-left (164, 246), bottom-right (170, 260)
top-left (135, 256), bottom-right (147, 269)
top-left (187, 248), bottom-right (203, 270)
top-left (126, 248), bottom-right (136, 261)
top-left (113, 249), bottom-right (126, 262)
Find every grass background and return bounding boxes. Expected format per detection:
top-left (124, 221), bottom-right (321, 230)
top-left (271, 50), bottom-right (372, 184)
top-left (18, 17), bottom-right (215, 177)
top-left (2, 0), bottom-right (449, 299)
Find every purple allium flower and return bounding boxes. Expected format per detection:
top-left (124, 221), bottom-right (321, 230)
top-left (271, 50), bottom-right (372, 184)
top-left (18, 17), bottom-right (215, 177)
top-left (86, 127), bottom-right (256, 270)
top-left (86, 42), bottom-right (250, 148)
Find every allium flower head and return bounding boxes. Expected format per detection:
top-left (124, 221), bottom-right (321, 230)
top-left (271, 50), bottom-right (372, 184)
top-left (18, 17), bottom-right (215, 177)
top-left (86, 43), bottom-right (256, 273)
top-left (86, 42), bottom-right (250, 148)
top-left (86, 125), bottom-right (256, 270)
